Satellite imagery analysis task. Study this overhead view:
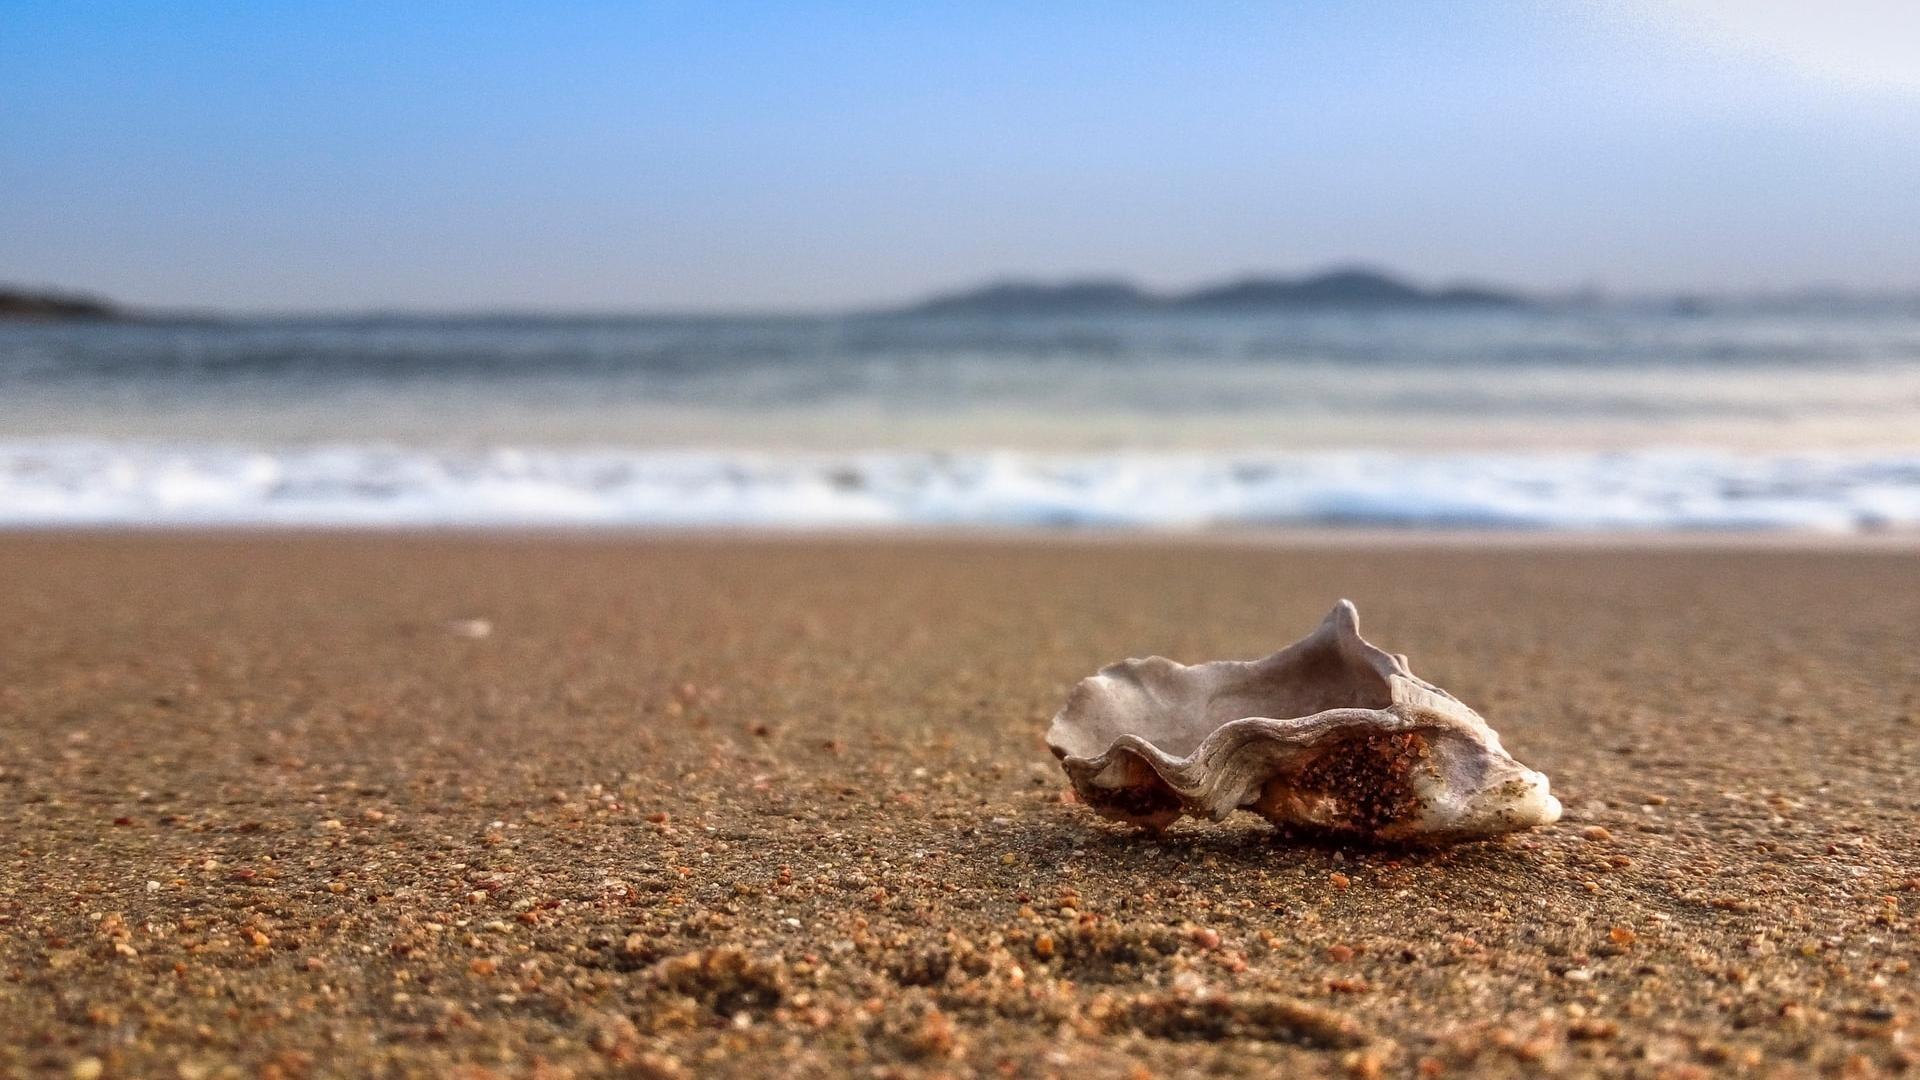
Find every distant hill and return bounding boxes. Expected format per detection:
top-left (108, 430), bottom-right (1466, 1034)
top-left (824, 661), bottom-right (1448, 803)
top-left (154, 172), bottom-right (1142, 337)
top-left (0, 287), bottom-right (119, 321)
top-left (1179, 268), bottom-right (1431, 308)
top-left (906, 279), bottom-right (1157, 316)
top-left (904, 268), bottom-right (1527, 315)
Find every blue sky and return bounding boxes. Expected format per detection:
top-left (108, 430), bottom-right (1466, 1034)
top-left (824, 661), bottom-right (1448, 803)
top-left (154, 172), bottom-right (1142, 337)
top-left (2, 1), bottom-right (1917, 311)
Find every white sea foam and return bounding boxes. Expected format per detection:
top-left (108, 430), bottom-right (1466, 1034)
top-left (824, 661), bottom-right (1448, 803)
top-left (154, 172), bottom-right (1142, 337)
top-left (4, 439), bottom-right (1920, 532)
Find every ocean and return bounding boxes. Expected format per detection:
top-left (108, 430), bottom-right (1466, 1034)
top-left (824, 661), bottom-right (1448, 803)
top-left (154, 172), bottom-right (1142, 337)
top-left (5, 306), bottom-right (1920, 531)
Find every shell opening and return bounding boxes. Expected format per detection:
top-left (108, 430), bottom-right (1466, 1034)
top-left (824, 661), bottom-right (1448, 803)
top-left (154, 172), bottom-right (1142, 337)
top-left (1250, 729), bottom-right (1431, 839)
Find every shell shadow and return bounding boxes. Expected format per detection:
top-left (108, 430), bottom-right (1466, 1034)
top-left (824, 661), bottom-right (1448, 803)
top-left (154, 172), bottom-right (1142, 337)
top-left (1009, 810), bottom-right (1551, 878)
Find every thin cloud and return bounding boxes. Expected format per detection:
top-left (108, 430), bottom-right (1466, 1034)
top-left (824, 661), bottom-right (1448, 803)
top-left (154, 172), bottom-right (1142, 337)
top-left (1619, 0), bottom-right (1920, 93)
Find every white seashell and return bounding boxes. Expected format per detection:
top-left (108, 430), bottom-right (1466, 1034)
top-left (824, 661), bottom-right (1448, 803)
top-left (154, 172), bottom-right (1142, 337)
top-left (1046, 600), bottom-right (1562, 843)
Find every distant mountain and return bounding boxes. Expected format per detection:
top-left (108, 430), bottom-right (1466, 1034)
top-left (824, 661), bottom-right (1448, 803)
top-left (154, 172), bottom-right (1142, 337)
top-left (906, 279), bottom-right (1157, 316)
top-left (904, 268), bottom-right (1527, 315)
top-left (1179, 268), bottom-right (1422, 308)
top-left (0, 287), bottom-right (119, 321)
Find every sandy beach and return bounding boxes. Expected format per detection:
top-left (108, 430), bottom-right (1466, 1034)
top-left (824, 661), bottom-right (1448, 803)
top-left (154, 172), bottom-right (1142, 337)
top-left (1, 533), bottom-right (1914, 1078)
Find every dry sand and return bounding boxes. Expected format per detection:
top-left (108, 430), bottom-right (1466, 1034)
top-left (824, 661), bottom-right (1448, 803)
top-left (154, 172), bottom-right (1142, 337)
top-left (0, 534), bottom-right (1914, 1078)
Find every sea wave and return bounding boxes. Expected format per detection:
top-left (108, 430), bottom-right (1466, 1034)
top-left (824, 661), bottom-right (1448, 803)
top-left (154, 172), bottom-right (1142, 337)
top-left (4, 440), bottom-right (1920, 532)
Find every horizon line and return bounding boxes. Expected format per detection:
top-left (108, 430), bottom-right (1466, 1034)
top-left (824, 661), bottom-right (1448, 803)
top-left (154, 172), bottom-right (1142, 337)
top-left (7, 269), bottom-right (1920, 321)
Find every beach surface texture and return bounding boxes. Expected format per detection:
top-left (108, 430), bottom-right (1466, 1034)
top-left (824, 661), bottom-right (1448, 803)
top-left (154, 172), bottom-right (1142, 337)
top-left (1, 535), bottom-right (1914, 1077)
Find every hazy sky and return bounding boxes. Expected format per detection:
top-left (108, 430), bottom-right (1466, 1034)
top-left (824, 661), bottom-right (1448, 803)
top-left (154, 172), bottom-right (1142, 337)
top-left (3, 1), bottom-right (1918, 312)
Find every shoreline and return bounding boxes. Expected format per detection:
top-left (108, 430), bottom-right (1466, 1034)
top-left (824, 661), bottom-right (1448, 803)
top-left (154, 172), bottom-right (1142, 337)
top-left (8, 440), bottom-right (1920, 535)
top-left (6, 523), bottom-right (1920, 550)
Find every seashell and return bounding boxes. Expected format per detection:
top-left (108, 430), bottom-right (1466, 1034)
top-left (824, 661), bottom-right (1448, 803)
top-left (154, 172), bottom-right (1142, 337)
top-left (1046, 600), bottom-right (1561, 843)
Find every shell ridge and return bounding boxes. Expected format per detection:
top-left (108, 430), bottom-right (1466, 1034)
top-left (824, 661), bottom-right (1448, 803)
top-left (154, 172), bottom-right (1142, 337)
top-left (1068, 708), bottom-right (1427, 814)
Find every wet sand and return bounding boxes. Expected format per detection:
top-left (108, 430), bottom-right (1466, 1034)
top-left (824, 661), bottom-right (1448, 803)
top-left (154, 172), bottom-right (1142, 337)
top-left (0, 534), bottom-right (1914, 1078)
